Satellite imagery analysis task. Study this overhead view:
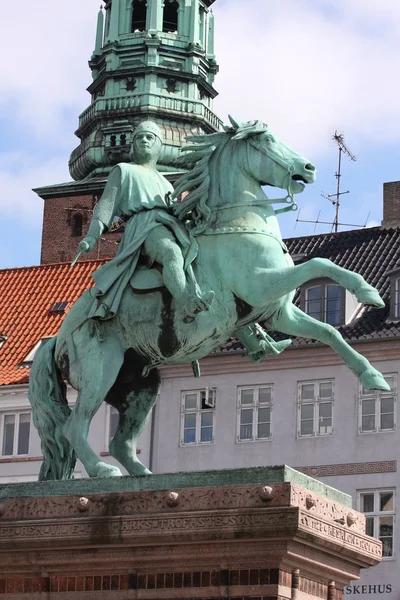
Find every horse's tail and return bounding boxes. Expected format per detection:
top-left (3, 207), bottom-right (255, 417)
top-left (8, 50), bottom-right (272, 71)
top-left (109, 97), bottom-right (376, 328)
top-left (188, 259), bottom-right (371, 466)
top-left (28, 337), bottom-right (76, 480)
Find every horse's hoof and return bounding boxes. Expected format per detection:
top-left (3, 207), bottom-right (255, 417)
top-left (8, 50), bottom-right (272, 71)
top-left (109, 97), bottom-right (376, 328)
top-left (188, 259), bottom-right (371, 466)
top-left (128, 463), bottom-right (152, 476)
top-left (94, 462), bottom-right (123, 478)
top-left (356, 288), bottom-right (385, 308)
top-left (360, 369), bottom-right (391, 392)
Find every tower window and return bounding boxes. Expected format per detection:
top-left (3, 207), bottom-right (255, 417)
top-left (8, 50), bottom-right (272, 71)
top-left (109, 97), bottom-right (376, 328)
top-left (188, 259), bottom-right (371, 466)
top-left (131, 0), bottom-right (147, 32)
top-left (163, 0), bottom-right (179, 33)
top-left (71, 213), bottom-right (83, 238)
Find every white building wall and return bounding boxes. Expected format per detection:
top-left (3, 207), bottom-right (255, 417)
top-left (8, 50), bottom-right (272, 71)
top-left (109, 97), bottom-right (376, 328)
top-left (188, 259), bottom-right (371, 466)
top-left (0, 344), bottom-right (399, 597)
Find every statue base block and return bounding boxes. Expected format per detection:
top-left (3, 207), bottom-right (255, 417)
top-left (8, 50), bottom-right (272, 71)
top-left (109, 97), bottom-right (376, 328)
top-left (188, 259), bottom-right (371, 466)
top-left (0, 466), bottom-right (381, 599)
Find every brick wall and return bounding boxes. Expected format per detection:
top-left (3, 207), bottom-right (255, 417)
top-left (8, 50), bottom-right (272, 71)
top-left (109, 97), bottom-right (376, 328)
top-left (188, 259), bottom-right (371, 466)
top-left (40, 194), bottom-right (122, 265)
top-left (382, 181), bottom-right (400, 228)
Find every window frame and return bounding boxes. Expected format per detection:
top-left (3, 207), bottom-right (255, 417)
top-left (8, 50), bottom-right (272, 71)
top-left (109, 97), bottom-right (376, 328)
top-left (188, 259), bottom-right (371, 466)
top-left (180, 389), bottom-right (216, 447)
top-left (300, 278), bottom-right (345, 326)
top-left (297, 379), bottom-right (335, 438)
top-left (357, 488), bottom-right (395, 560)
top-left (358, 374), bottom-right (397, 434)
top-left (236, 385), bottom-right (273, 443)
top-left (0, 410), bottom-right (31, 457)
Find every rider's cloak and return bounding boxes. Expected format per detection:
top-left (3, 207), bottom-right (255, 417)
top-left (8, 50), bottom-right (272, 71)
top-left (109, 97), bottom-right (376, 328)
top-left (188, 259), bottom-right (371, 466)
top-left (87, 163), bottom-right (196, 319)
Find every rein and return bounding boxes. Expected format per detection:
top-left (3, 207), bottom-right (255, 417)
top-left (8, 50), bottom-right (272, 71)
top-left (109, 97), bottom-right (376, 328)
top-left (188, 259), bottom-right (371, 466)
top-left (210, 152), bottom-right (298, 216)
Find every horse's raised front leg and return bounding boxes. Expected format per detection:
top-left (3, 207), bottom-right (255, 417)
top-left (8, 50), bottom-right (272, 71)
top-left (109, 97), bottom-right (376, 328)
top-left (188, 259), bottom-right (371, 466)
top-left (271, 305), bottom-right (390, 391)
top-left (239, 257), bottom-right (384, 308)
top-left (63, 328), bottom-right (125, 478)
top-left (108, 352), bottom-right (161, 475)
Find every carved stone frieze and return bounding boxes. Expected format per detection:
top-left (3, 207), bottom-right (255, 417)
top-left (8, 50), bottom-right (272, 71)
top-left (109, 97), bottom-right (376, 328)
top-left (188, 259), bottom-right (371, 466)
top-left (298, 460), bottom-right (396, 478)
top-left (0, 477), bottom-right (381, 585)
top-left (298, 511), bottom-right (381, 559)
top-left (290, 484), bottom-right (365, 534)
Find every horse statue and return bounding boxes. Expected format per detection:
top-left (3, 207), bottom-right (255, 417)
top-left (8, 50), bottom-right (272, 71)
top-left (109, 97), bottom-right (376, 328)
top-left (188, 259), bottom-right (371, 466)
top-left (29, 117), bottom-right (389, 480)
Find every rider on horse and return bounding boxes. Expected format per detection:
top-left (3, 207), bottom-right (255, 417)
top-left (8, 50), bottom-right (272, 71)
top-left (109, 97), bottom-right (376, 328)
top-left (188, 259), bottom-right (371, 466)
top-left (78, 121), bottom-right (214, 323)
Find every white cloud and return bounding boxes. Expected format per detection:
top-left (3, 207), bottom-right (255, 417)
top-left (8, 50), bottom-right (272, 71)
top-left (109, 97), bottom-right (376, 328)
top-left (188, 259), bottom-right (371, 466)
top-left (0, 1), bottom-right (98, 143)
top-left (214, 0), bottom-right (400, 158)
top-left (0, 154), bottom-right (70, 227)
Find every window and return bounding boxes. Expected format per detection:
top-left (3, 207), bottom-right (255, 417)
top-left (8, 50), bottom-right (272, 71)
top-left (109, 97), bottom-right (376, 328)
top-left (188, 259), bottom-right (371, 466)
top-left (303, 282), bottom-right (344, 325)
top-left (1, 412), bottom-right (31, 456)
top-left (298, 380), bottom-right (334, 437)
top-left (358, 489), bottom-right (395, 558)
top-left (131, 0), bottom-right (147, 32)
top-left (359, 375), bottom-right (396, 433)
top-left (0, 335), bottom-right (6, 349)
top-left (49, 301), bottom-right (68, 314)
top-left (180, 389), bottom-right (215, 445)
top-left (237, 386), bottom-right (273, 442)
top-left (163, 0), bottom-right (179, 33)
top-left (71, 213), bottom-right (83, 238)
top-left (387, 269), bottom-right (400, 319)
top-left (20, 337), bottom-right (52, 367)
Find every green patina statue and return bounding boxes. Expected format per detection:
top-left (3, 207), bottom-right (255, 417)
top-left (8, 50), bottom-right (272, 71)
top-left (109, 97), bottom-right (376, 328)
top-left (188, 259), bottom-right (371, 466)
top-left (29, 117), bottom-right (390, 481)
top-left (76, 121), bottom-right (214, 324)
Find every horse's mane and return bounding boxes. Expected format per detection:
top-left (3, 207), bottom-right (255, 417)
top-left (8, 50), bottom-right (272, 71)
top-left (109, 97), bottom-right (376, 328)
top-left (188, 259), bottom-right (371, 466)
top-left (172, 118), bottom-right (269, 233)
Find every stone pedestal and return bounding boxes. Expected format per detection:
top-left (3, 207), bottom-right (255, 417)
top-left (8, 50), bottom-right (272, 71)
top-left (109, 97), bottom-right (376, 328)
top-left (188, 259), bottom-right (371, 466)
top-left (0, 466), bottom-right (381, 599)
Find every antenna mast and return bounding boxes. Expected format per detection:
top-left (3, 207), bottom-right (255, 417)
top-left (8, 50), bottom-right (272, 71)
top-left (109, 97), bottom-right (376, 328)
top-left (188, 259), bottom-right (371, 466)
top-left (331, 131), bottom-right (357, 232)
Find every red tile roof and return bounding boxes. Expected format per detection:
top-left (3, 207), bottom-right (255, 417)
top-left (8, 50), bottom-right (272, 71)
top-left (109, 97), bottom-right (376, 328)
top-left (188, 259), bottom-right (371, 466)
top-left (0, 260), bottom-right (104, 386)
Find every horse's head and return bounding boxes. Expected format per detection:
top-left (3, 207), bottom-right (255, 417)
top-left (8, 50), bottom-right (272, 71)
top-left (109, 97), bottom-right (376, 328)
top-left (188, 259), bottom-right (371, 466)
top-left (227, 116), bottom-right (316, 199)
top-left (173, 117), bottom-right (316, 230)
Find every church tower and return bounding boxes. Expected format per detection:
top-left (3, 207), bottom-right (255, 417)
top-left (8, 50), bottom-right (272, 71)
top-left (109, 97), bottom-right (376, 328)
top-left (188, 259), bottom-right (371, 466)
top-left (70, 0), bottom-right (220, 179)
top-left (36, 0), bottom-right (221, 264)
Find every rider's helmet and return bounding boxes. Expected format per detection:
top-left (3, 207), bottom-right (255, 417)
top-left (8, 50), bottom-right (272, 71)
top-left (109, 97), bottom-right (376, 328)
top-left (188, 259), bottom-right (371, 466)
top-left (133, 121), bottom-right (164, 144)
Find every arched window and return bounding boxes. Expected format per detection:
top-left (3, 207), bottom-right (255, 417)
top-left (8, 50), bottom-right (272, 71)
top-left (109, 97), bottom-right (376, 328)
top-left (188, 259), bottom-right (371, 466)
top-left (71, 213), bottom-right (83, 238)
top-left (131, 0), bottom-right (147, 32)
top-left (163, 0), bottom-right (179, 33)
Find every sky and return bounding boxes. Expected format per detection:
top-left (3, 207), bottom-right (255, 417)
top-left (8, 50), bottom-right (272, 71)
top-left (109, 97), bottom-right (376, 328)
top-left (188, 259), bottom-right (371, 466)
top-left (1, 0), bottom-right (400, 268)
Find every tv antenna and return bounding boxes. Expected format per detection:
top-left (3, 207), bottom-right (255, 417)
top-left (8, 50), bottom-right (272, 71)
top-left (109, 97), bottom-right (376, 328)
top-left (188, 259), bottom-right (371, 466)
top-left (296, 130), bottom-right (368, 233)
top-left (327, 131), bottom-right (357, 233)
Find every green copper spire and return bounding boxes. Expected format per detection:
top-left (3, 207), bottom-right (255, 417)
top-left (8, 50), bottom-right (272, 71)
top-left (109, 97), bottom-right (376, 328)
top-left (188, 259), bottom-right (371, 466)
top-left (69, 0), bottom-right (221, 180)
top-left (94, 6), bottom-right (104, 55)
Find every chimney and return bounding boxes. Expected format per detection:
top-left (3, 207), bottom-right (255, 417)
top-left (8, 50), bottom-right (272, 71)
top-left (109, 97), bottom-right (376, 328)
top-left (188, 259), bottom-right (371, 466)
top-left (382, 181), bottom-right (400, 228)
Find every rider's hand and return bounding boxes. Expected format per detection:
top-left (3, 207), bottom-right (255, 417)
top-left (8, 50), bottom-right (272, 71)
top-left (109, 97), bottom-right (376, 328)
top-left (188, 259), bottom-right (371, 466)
top-left (79, 236), bottom-right (97, 253)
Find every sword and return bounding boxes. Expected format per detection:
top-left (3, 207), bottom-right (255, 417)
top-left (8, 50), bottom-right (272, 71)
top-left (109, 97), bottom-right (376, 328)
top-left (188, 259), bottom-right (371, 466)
top-left (71, 250), bottom-right (83, 267)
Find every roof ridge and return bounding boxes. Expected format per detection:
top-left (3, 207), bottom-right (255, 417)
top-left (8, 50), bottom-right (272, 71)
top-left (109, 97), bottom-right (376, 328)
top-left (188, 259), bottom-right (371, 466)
top-left (284, 225), bottom-right (400, 244)
top-left (0, 258), bottom-right (107, 274)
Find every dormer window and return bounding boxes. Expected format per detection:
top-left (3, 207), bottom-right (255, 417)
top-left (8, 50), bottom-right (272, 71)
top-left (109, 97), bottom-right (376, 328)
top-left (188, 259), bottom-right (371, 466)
top-left (396, 277), bottom-right (400, 318)
top-left (163, 0), bottom-right (179, 33)
top-left (131, 0), bottom-right (147, 32)
top-left (301, 279), bottom-right (345, 326)
top-left (387, 267), bottom-right (400, 320)
top-left (20, 337), bottom-right (52, 368)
